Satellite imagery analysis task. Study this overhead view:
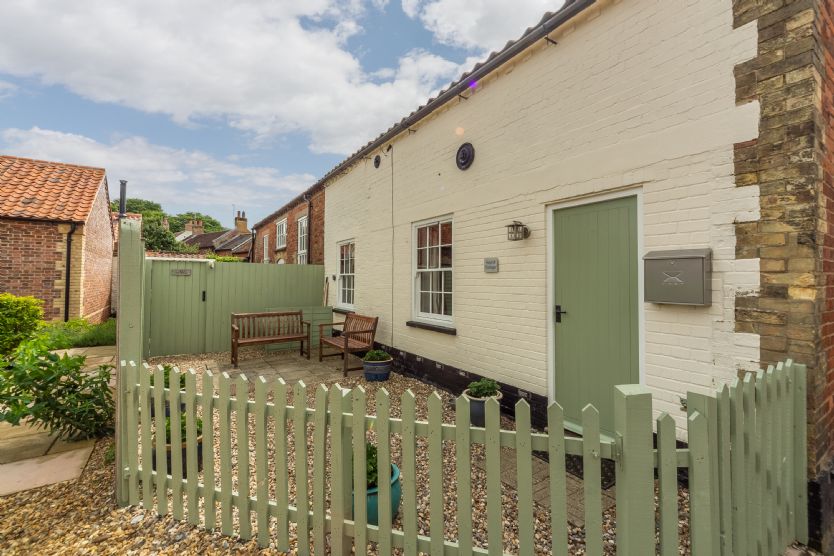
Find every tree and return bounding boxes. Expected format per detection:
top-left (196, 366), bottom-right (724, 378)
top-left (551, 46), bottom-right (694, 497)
top-left (109, 198), bottom-right (162, 215)
top-left (142, 220), bottom-right (197, 253)
top-left (168, 212), bottom-right (224, 233)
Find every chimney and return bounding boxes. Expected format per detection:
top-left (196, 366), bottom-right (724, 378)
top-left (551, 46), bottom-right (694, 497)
top-left (191, 219), bottom-right (204, 236)
top-left (235, 210), bottom-right (249, 234)
top-left (184, 220), bottom-right (193, 232)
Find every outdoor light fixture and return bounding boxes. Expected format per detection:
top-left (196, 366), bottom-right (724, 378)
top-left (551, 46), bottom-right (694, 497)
top-left (506, 221), bottom-right (530, 241)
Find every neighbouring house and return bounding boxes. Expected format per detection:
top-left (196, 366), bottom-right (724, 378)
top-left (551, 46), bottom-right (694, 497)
top-left (251, 185), bottom-right (324, 264)
top-left (0, 155), bottom-right (114, 322)
top-left (311, 0), bottom-right (834, 548)
top-left (182, 211), bottom-right (252, 260)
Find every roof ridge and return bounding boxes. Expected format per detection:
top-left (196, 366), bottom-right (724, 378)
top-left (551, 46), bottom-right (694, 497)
top-left (0, 154), bottom-right (106, 173)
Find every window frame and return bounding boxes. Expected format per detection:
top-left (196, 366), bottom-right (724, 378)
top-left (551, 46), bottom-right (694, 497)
top-left (262, 234), bottom-right (269, 264)
top-left (412, 215), bottom-right (453, 327)
top-left (337, 240), bottom-right (356, 310)
top-left (275, 218), bottom-right (287, 250)
top-left (297, 215), bottom-right (308, 264)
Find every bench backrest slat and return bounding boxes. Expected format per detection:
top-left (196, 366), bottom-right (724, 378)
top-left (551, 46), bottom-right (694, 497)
top-left (343, 313), bottom-right (378, 347)
top-left (232, 311), bottom-right (304, 339)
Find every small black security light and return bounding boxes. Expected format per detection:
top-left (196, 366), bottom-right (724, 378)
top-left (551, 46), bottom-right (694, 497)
top-left (506, 221), bottom-right (530, 241)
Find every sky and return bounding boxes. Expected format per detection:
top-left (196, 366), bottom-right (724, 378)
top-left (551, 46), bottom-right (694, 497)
top-left (0, 0), bottom-right (563, 228)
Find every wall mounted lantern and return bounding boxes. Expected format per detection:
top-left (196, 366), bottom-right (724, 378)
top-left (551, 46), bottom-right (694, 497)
top-left (506, 221), bottom-right (530, 241)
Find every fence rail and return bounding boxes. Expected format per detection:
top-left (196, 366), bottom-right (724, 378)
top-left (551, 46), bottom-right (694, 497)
top-left (117, 358), bottom-right (807, 555)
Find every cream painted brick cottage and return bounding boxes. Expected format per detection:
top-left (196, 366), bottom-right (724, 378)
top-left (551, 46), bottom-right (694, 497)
top-left (290, 0), bottom-right (834, 547)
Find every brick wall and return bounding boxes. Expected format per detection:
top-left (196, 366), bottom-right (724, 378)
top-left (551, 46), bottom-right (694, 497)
top-left (253, 187), bottom-right (324, 264)
top-left (0, 218), bottom-right (65, 320)
top-left (732, 0), bottom-right (834, 549)
top-left (80, 182), bottom-right (113, 323)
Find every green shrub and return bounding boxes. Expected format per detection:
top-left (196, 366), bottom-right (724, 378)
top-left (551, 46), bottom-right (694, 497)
top-left (363, 349), bottom-right (391, 362)
top-left (41, 318), bottom-right (116, 350)
top-left (0, 335), bottom-right (114, 439)
top-left (466, 378), bottom-right (501, 398)
top-left (366, 442), bottom-right (379, 488)
top-left (0, 293), bottom-right (44, 357)
top-left (162, 413), bottom-right (203, 444)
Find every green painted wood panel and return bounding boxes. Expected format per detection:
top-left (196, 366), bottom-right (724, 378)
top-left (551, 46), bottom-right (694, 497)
top-left (553, 196), bottom-right (638, 434)
top-left (657, 413), bottom-right (678, 556)
top-left (547, 402), bottom-right (568, 555)
top-left (140, 363), bottom-right (154, 511)
top-left (153, 366), bottom-right (168, 516)
top-left (455, 395), bottom-right (473, 556)
top-left (143, 259), bottom-right (325, 356)
top-left (312, 385), bottom-right (328, 553)
top-left (169, 367), bottom-right (184, 521)
top-left (582, 405), bottom-right (602, 556)
top-left (427, 392), bottom-right (444, 556)
top-left (254, 377), bottom-right (269, 547)
top-left (377, 389), bottom-right (394, 555)
top-left (273, 379), bottom-right (290, 549)
top-left (184, 370), bottom-right (199, 525)
top-left (202, 371), bottom-right (217, 530)
top-left (293, 381), bottom-right (310, 556)
top-left (613, 385), bottom-right (653, 555)
top-left (236, 374), bottom-right (252, 540)
top-left (401, 390), bottom-right (418, 556)
top-left (514, 400), bottom-right (534, 556)
top-left (218, 373), bottom-right (234, 536)
top-left (484, 398), bottom-right (502, 556)
top-left (353, 387), bottom-right (369, 553)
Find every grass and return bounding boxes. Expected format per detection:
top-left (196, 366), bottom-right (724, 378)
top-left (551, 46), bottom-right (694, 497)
top-left (41, 318), bottom-right (116, 350)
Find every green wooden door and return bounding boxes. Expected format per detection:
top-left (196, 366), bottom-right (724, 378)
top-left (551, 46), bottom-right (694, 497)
top-left (553, 196), bottom-right (639, 434)
top-left (147, 260), bottom-right (207, 356)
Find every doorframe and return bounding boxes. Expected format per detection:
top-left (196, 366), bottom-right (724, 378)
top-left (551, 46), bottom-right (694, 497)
top-left (545, 185), bottom-right (646, 409)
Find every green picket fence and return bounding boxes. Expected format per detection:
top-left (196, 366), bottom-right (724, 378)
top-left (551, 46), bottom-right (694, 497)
top-left (116, 359), bottom-right (808, 555)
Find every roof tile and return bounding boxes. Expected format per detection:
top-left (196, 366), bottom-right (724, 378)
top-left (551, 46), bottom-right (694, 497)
top-left (0, 155), bottom-right (106, 222)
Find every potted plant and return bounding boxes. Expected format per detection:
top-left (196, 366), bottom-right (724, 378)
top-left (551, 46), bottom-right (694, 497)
top-left (462, 378), bottom-right (502, 427)
top-left (357, 442), bottom-right (402, 525)
top-left (148, 364), bottom-right (187, 417)
top-left (362, 350), bottom-right (393, 382)
top-left (151, 413), bottom-right (203, 478)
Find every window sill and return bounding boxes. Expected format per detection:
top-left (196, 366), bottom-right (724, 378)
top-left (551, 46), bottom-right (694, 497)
top-left (333, 307), bottom-right (354, 315)
top-left (405, 320), bottom-right (457, 335)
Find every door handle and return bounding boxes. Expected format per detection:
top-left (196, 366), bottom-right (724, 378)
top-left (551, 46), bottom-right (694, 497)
top-left (554, 305), bottom-right (567, 323)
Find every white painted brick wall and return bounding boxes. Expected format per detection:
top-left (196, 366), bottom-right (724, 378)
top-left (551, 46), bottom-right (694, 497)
top-left (325, 0), bottom-right (760, 435)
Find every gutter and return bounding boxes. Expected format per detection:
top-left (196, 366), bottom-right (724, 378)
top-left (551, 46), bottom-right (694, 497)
top-left (64, 222), bottom-right (78, 322)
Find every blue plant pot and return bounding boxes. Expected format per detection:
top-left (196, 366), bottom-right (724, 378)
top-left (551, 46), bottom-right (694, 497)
top-left (363, 359), bottom-right (392, 382)
top-left (357, 463), bottom-right (402, 525)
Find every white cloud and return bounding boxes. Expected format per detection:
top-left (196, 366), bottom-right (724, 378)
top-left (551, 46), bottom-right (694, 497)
top-left (402, 0), bottom-right (564, 52)
top-left (0, 80), bottom-right (16, 100)
top-left (1, 127), bottom-right (314, 226)
top-left (0, 1), bottom-right (464, 155)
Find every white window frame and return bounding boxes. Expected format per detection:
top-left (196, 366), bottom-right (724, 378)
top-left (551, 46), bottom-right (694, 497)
top-left (412, 215), bottom-right (453, 326)
top-left (262, 235), bottom-right (269, 263)
top-left (337, 240), bottom-right (355, 310)
top-left (297, 215), bottom-right (308, 264)
top-left (275, 218), bottom-right (287, 250)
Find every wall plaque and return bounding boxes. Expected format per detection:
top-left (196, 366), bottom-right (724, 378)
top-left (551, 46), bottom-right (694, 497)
top-left (170, 268), bottom-right (192, 277)
top-left (484, 257), bottom-right (499, 273)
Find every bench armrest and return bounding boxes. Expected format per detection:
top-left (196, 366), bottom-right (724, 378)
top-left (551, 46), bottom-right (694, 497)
top-left (318, 321), bottom-right (345, 332)
top-left (232, 323), bottom-right (239, 339)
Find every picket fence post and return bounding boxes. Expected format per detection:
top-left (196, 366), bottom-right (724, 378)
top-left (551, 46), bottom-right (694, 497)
top-left (688, 392), bottom-right (720, 556)
top-left (613, 384), bottom-right (654, 556)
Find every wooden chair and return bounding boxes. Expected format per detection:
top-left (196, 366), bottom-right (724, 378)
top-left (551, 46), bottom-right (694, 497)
top-left (231, 311), bottom-right (310, 368)
top-left (319, 313), bottom-right (379, 377)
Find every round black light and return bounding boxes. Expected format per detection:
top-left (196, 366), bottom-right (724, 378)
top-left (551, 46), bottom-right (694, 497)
top-left (456, 143), bottom-right (475, 170)
top-left (373, 155), bottom-right (381, 168)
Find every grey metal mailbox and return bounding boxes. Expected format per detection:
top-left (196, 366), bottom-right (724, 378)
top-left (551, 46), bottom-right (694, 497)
top-left (644, 248), bottom-right (711, 306)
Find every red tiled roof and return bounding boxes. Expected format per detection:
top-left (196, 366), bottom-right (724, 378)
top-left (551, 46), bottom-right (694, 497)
top-left (0, 155), bottom-right (106, 222)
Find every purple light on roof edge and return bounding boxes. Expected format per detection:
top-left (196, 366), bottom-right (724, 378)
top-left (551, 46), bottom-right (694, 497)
top-left (468, 80), bottom-right (477, 89)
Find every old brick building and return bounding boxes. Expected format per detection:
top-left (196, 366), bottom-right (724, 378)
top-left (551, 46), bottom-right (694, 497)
top-left (0, 155), bottom-right (113, 322)
top-left (251, 185), bottom-right (324, 265)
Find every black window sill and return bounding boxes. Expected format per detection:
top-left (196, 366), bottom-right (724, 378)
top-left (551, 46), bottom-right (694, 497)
top-left (333, 307), bottom-right (354, 315)
top-left (406, 321), bottom-right (457, 335)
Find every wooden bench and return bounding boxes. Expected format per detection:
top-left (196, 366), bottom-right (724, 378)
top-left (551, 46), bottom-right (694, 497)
top-left (319, 313), bottom-right (379, 377)
top-left (231, 311), bottom-right (310, 368)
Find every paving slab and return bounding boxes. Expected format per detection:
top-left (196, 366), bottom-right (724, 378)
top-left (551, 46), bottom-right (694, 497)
top-left (0, 445), bottom-right (93, 496)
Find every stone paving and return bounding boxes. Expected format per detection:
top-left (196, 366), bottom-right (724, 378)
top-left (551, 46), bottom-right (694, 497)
top-left (0, 345), bottom-right (113, 495)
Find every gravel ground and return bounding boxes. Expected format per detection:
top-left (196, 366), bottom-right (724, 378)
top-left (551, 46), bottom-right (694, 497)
top-left (4, 351), bottom-right (816, 555)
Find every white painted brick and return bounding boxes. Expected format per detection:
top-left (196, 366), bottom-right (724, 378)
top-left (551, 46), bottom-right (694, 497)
top-left (324, 0), bottom-right (759, 439)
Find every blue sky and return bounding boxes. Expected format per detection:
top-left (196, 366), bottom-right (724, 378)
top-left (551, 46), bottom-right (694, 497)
top-left (0, 0), bottom-right (561, 227)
